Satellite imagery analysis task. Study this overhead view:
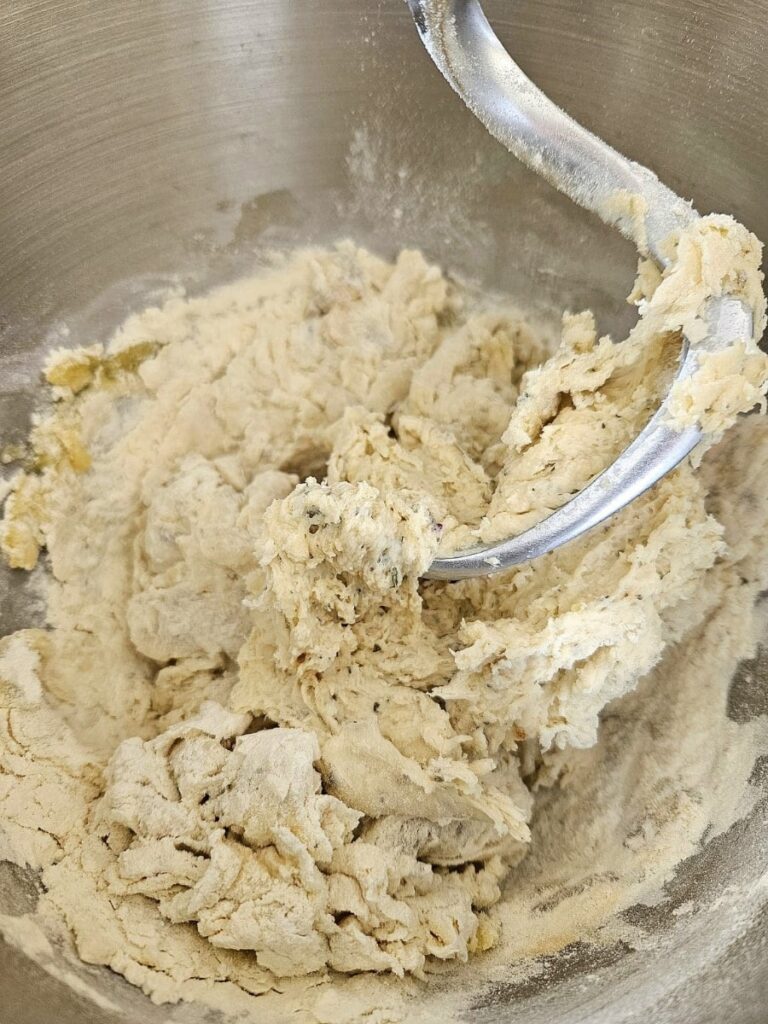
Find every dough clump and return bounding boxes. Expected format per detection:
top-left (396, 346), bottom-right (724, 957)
top-left (1, 217), bottom-right (768, 1005)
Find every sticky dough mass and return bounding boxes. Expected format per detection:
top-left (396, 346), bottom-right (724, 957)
top-left (1, 215), bottom-right (768, 992)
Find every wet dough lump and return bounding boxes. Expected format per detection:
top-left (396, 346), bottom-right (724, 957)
top-left (0, 216), bottom-right (766, 994)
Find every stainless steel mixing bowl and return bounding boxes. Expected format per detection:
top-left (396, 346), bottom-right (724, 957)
top-left (1, 2), bottom-right (767, 1021)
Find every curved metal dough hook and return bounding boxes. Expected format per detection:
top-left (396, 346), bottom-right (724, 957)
top-left (407, 0), bottom-right (752, 580)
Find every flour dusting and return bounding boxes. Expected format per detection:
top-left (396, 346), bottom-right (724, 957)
top-left (1, 221), bottom-right (768, 1021)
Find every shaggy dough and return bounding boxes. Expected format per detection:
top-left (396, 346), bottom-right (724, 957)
top-left (1, 215), bottom-right (768, 1008)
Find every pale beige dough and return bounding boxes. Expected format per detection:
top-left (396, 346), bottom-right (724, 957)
top-left (1, 215), bottom-right (768, 1016)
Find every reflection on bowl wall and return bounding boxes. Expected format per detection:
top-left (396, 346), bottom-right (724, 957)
top-left (1, 2), bottom-right (767, 1022)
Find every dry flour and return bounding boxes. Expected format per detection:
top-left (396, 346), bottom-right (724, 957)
top-left (1, 216), bottom-right (768, 1021)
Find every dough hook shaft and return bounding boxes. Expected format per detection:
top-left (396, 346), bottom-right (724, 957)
top-left (408, 0), bottom-right (752, 581)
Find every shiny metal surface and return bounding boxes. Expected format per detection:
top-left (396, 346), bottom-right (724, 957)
top-left (411, 0), bottom-right (752, 581)
top-left (1, 2), bottom-right (768, 1023)
top-left (408, 0), bottom-right (697, 257)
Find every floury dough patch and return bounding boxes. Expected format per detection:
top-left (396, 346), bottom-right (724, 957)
top-left (1, 216), bottom-right (768, 1019)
